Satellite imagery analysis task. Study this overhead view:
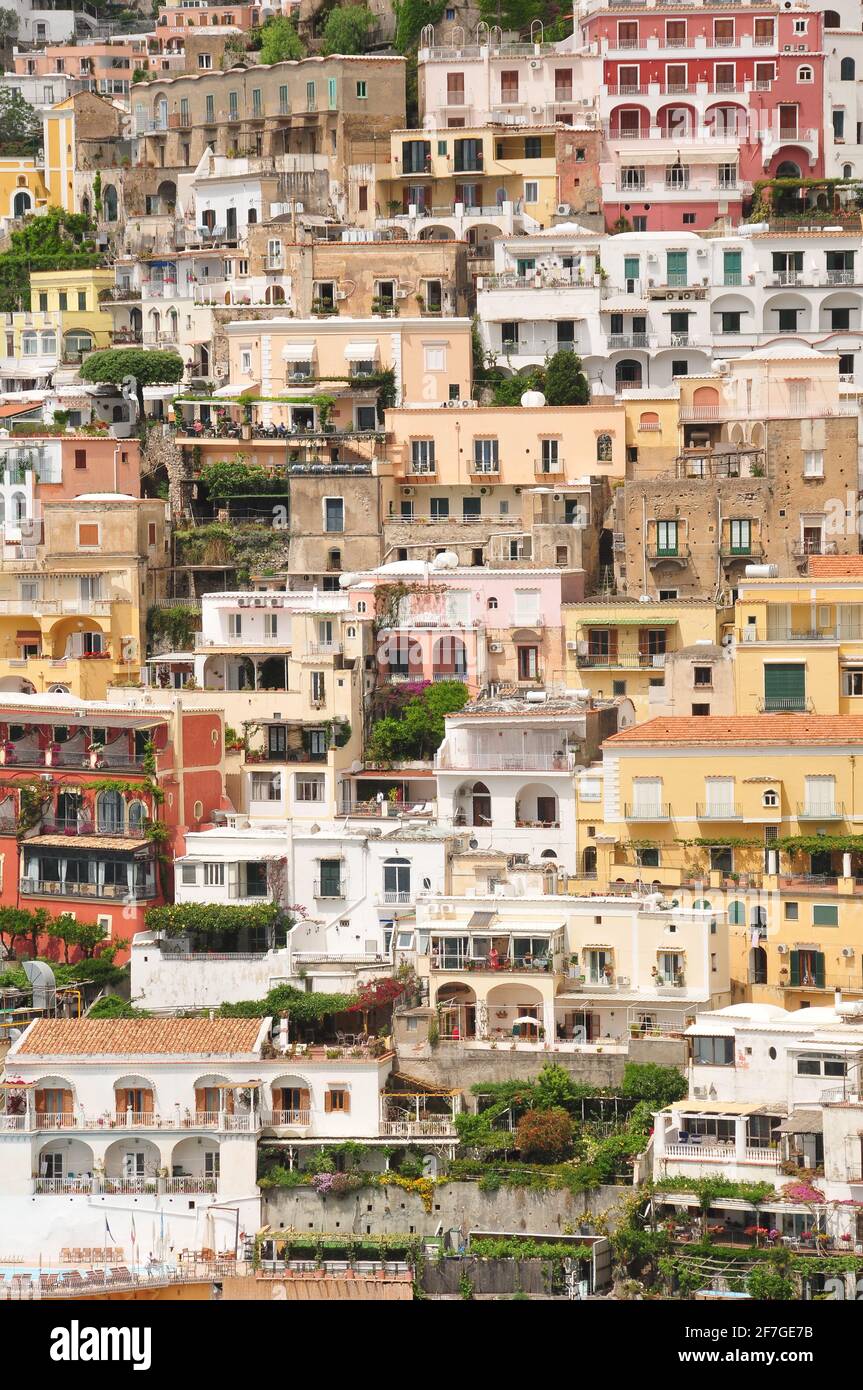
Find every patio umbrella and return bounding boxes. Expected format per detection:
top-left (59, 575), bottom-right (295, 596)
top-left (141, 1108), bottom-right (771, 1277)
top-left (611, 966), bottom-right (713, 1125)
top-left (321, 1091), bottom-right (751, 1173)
top-left (512, 1016), bottom-right (540, 1027)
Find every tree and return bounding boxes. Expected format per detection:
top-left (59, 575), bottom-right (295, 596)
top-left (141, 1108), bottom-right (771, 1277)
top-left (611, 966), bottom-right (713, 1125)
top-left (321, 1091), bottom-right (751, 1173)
top-left (393, 0), bottom-right (446, 53)
top-left (45, 912), bottom-right (78, 964)
top-left (79, 348), bottom-right (184, 421)
top-left (258, 17), bottom-right (306, 64)
top-left (492, 367), bottom-right (545, 406)
top-left (0, 8), bottom-right (18, 42)
top-left (0, 207), bottom-right (98, 312)
top-left (516, 1107), bottom-right (573, 1162)
top-left (0, 88), bottom-right (40, 158)
top-left (70, 921), bottom-right (110, 959)
top-left (321, 4), bottom-right (375, 54)
top-left (366, 679), bottom-right (469, 762)
top-left (544, 349), bottom-right (590, 406)
top-left (531, 1062), bottom-right (584, 1110)
top-left (621, 1063), bottom-right (688, 1107)
top-left (0, 906), bottom-right (32, 955)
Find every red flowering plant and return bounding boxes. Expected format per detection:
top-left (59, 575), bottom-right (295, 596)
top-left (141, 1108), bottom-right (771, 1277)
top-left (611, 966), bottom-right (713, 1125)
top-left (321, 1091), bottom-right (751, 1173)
top-left (781, 1180), bottom-right (826, 1204)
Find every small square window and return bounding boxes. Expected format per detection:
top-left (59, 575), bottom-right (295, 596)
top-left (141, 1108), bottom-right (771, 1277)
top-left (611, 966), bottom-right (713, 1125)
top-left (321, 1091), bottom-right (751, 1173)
top-left (356, 80), bottom-right (367, 98)
top-left (612, 680), bottom-right (627, 696)
top-left (682, 213), bottom-right (696, 225)
top-left (784, 901), bottom-right (799, 920)
top-left (524, 181), bottom-right (539, 203)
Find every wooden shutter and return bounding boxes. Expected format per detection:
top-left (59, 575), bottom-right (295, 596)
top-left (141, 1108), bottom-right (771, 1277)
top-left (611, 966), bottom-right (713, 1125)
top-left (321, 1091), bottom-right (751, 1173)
top-left (35, 1089), bottom-right (47, 1113)
top-left (142, 1089), bottom-right (154, 1114)
top-left (607, 628), bottom-right (618, 660)
top-left (341, 1090), bottom-right (350, 1114)
top-left (638, 627), bottom-right (650, 658)
top-left (299, 1088), bottom-right (310, 1112)
top-left (272, 1087), bottom-right (282, 1112)
top-left (61, 1089), bottom-right (72, 1115)
top-left (224, 1088), bottom-right (234, 1114)
top-left (324, 1090), bottom-right (333, 1113)
top-left (789, 951), bottom-right (800, 987)
top-left (815, 952), bottom-right (826, 990)
top-left (195, 1088), bottom-right (207, 1113)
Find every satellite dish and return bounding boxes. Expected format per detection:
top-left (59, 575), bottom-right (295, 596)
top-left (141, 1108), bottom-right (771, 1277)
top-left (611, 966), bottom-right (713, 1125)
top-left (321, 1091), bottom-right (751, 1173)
top-left (23, 960), bottom-right (56, 1011)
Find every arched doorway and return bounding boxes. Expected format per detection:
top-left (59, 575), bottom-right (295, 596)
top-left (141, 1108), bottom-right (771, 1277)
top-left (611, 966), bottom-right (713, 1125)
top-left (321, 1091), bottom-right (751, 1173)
top-left (615, 358), bottom-right (643, 390)
top-left (12, 190), bottom-right (32, 218)
top-left (471, 781), bottom-right (491, 826)
top-left (436, 983), bottom-right (476, 1039)
top-left (749, 946), bottom-right (767, 985)
top-left (103, 185), bottom-right (118, 221)
top-left (582, 845), bottom-right (597, 876)
top-left (432, 634), bottom-right (467, 680)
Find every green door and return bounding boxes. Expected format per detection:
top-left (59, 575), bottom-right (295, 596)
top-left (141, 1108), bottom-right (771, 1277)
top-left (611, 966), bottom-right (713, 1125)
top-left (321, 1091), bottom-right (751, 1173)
top-left (763, 664), bottom-right (806, 711)
top-left (723, 250), bottom-right (742, 285)
top-left (666, 251), bottom-right (688, 286)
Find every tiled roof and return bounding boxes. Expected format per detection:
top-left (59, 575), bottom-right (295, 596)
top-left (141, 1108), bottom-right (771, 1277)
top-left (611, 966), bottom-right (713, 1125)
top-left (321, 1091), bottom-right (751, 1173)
top-left (16, 1017), bottom-right (265, 1057)
top-left (605, 716), bottom-right (863, 747)
top-left (807, 556), bottom-right (863, 577)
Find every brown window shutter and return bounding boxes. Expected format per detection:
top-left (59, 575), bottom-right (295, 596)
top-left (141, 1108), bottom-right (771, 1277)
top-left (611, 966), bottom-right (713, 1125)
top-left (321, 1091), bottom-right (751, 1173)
top-left (195, 1088), bottom-right (206, 1113)
top-left (342, 1090), bottom-right (350, 1114)
top-left (324, 1091), bottom-right (333, 1113)
top-left (299, 1088), bottom-right (310, 1111)
top-left (272, 1087), bottom-right (282, 1112)
top-left (225, 1089), bottom-right (234, 1114)
top-left (638, 627), bottom-right (650, 657)
top-left (35, 1089), bottom-right (46, 1113)
top-left (62, 1090), bottom-right (73, 1115)
top-left (608, 628), bottom-right (618, 660)
top-left (143, 1090), bottom-right (154, 1114)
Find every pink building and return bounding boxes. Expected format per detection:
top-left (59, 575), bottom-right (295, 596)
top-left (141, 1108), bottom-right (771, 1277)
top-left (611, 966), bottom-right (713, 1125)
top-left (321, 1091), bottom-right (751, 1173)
top-left (345, 563), bottom-right (582, 695)
top-left (13, 41), bottom-right (150, 96)
top-left (582, 4), bottom-right (826, 232)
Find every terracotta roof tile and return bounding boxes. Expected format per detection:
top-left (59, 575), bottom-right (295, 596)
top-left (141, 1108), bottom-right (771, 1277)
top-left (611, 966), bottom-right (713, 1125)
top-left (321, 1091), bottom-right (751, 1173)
top-left (807, 556), bottom-right (863, 578)
top-left (604, 716), bottom-right (863, 748)
top-left (16, 1017), bottom-right (265, 1057)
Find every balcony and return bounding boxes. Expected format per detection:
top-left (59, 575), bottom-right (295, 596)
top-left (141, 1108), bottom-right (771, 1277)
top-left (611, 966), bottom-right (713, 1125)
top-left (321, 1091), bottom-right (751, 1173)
top-left (261, 1109), bottom-right (311, 1129)
top-left (696, 803), bottom-right (741, 819)
top-left (314, 880), bottom-right (347, 900)
top-left (624, 803), bottom-right (671, 821)
top-left (435, 750), bottom-right (576, 772)
top-left (646, 544), bottom-right (690, 567)
top-left (468, 461), bottom-right (501, 478)
top-left (20, 877), bottom-right (157, 902)
top-left (576, 652), bottom-right (668, 670)
top-left (758, 695), bottom-right (811, 712)
top-left (719, 542), bottom-right (764, 561)
top-left (379, 1118), bottom-right (456, 1137)
top-left (606, 334), bottom-right (652, 349)
top-left (534, 457), bottom-right (564, 477)
top-left (797, 802), bottom-right (845, 820)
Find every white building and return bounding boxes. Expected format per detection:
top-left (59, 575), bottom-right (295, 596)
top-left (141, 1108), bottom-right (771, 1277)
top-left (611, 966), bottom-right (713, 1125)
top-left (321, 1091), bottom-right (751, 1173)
top-left (477, 222), bottom-right (863, 391)
top-left (133, 818), bottom-right (452, 1007)
top-left (652, 1001), bottom-right (863, 1241)
top-left (0, 1014), bottom-right (400, 1261)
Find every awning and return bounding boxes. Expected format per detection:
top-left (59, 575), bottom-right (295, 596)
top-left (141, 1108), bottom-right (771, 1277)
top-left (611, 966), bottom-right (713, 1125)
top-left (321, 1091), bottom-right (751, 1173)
top-left (213, 382), bottom-right (260, 397)
top-left (280, 343), bottom-right (315, 362)
top-left (467, 910), bottom-right (497, 929)
top-left (579, 615), bottom-right (676, 626)
top-left (344, 341), bottom-right (379, 361)
top-left (775, 1110), bottom-right (823, 1135)
top-left (601, 301), bottom-right (650, 314)
top-left (15, 631), bottom-right (40, 643)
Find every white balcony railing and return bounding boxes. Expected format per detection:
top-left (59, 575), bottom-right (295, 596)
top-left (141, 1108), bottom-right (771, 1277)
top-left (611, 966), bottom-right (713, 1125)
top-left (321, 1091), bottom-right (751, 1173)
top-left (261, 1109), bottom-right (311, 1127)
top-left (379, 1118), bottom-right (456, 1137)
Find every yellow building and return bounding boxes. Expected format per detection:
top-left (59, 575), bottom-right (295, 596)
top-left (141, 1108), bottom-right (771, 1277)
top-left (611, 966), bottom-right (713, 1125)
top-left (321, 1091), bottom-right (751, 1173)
top-left (41, 102), bottom-right (76, 213)
top-left (562, 714), bottom-right (863, 1011)
top-left (0, 159), bottom-right (51, 220)
top-left (0, 488), bottom-right (167, 701)
top-left (384, 125), bottom-right (559, 229)
top-left (562, 597), bottom-right (727, 718)
top-left (621, 390), bottom-right (680, 478)
top-left (28, 267), bottom-right (115, 361)
top-left (734, 556), bottom-right (863, 716)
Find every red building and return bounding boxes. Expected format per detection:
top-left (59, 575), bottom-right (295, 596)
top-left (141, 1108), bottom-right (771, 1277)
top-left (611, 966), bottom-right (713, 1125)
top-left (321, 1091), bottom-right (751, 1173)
top-left (582, 4), bottom-right (826, 232)
top-left (0, 694), bottom-right (225, 962)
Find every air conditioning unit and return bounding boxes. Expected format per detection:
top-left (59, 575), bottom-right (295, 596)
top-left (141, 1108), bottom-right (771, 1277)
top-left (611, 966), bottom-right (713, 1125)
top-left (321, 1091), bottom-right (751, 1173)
top-left (402, 486), bottom-right (415, 496)
top-left (488, 642), bottom-right (503, 653)
top-left (777, 943), bottom-right (789, 954)
top-left (783, 44), bottom-right (791, 51)
top-left (842, 946), bottom-right (855, 958)
top-left (566, 640), bottom-right (579, 651)
top-left (480, 486), bottom-right (489, 495)
top-left (238, 597), bottom-right (249, 607)
top-left (797, 44), bottom-right (807, 50)
top-left (529, 59), bottom-right (541, 69)
top-left (556, 203), bottom-right (572, 216)
top-left (693, 1085), bottom-right (707, 1099)
top-left (553, 493), bottom-right (562, 502)
top-left (253, 597), bottom-right (265, 607)
top-left (530, 104), bottom-right (541, 113)
top-left (395, 288), bottom-right (410, 299)
top-left (617, 976), bottom-right (630, 987)
top-left (335, 289), bottom-right (349, 300)
top-left (666, 291), bottom-right (676, 300)
top-left (681, 292), bottom-right (692, 300)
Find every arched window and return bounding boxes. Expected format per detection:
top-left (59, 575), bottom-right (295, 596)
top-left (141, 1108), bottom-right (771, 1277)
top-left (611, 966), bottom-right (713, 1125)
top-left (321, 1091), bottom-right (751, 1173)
top-left (11, 492), bottom-right (25, 522)
top-left (97, 790), bottom-right (124, 833)
top-left (596, 433), bottom-right (613, 462)
top-left (763, 788), bottom-right (779, 807)
top-left (487, 596), bottom-right (498, 609)
top-left (842, 57), bottom-right (856, 81)
top-left (12, 190), bottom-right (32, 218)
top-left (844, 163), bottom-right (854, 179)
top-left (103, 185), bottom-right (118, 221)
top-left (797, 65), bottom-right (813, 83)
top-left (248, 207), bottom-right (257, 224)
top-left (541, 849), bottom-right (557, 859)
top-left (127, 800), bottom-right (147, 833)
top-left (824, 10), bottom-right (840, 27)
top-left (582, 845), bottom-right (597, 876)
top-left (383, 857), bottom-right (411, 900)
top-left (639, 411), bottom-right (659, 431)
top-left (728, 900), bottom-right (746, 924)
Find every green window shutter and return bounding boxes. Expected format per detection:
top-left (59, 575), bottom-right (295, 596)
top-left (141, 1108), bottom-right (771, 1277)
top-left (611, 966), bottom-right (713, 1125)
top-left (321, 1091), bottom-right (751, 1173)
top-left (789, 950), bottom-right (800, 986)
top-left (763, 663), bottom-right (805, 710)
top-left (815, 952), bottom-right (826, 989)
top-left (624, 256), bottom-right (639, 280)
top-left (723, 250), bottom-right (742, 277)
top-left (667, 251), bottom-right (688, 283)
